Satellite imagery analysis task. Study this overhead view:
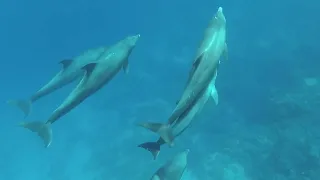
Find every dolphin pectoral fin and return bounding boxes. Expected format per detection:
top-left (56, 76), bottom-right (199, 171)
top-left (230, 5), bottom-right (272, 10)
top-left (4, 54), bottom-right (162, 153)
top-left (151, 175), bottom-right (161, 180)
top-left (223, 43), bottom-right (228, 61)
top-left (18, 121), bottom-right (52, 148)
top-left (59, 59), bottom-right (73, 69)
top-left (138, 142), bottom-right (161, 160)
top-left (82, 63), bottom-right (97, 77)
top-left (136, 122), bottom-right (174, 147)
top-left (123, 59), bottom-right (129, 74)
top-left (211, 85), bottom-right (219, 105)
top-left (7, 99), bottom-right (32, 118)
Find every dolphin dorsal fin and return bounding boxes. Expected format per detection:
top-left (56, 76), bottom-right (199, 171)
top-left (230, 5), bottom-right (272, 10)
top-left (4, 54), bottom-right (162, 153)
top-left (189, 53), bottom-right (202, 75)
top-left (184, 52), bottom-right (205, 88)
top-left (82, 63), bottom-right (97, 76)
top-left (193, 53), bottom-right (203, 67)
top-left (59, 59), bottom-right (73, 69)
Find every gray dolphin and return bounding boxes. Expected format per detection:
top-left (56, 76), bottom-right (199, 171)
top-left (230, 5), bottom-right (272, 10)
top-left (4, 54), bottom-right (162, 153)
top-left (150, 149), bottom-right (189, 180)
top-left (138, 7), bottom-right (228, 160)
top-left (18, 34), bottom-right (140, 147)
top-left (7, 47), bottom-right (108, 118)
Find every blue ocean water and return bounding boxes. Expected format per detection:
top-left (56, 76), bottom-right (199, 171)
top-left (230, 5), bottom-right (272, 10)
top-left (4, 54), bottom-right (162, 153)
top-left (0, 0), bottom-right (319, 179)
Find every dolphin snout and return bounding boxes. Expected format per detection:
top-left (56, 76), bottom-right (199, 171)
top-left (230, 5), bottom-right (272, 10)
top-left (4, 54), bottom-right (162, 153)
top-left (132, 34), bottom-right (141, 41)
top-left (214, 6), bottom-right (226, 23)
top-left (124, 34), bottom-right (140, 47)
top-left (185, 149), bottom-right (190, 154)
top-left (128, 34), bottom-right (140, 45)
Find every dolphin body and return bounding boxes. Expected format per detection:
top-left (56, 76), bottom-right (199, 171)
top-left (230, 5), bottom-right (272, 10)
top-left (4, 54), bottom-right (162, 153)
top-left (7, 47), bottom-right (108, 118)
top-left (18, 34), bottom-right (140, 147)
top-left (138, 7), bottom-right (228, 160)
top-left (150, 149), bottom-right (189, 180)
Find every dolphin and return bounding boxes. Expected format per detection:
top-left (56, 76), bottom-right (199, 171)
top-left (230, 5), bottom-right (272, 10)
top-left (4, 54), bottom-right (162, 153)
top-left (150, 149), bottom-right (189, 180)
top-left (7, 47), bottom-right (108, 118)
top-left (137, 7), bottom-right (228, 160)
top-left (18, 34), bottom-right (140, 147)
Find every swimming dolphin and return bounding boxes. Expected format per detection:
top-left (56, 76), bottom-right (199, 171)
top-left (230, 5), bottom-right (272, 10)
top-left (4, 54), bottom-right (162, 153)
top-left (7, 47), bottom-right (108, 118)
top-left (18, 34), bottom-right (140, 147)
top-left (137, 7), bottom-right (228, 160)
top-left (150, 149), bottom-right (189, 180)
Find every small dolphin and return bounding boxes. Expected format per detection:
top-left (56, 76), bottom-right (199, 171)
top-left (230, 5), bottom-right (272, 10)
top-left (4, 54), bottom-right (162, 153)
top-left (138, 7), bottom-right (228, 160)
top-left (7, 47), bottom-right (107, 118)
top-left (150, 149), bottom-right (189, 180)
top-left (18, 34), bottom-right (140, 147)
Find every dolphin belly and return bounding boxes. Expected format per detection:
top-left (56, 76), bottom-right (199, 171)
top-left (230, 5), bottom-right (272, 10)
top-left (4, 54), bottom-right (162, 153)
top-left (7, 46), bottom-right (107, 118)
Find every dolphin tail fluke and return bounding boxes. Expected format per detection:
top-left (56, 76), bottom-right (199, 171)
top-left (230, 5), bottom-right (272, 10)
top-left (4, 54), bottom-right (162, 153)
top-left (7, 99), bottom-right (32, 118)
top-left (138, 142), bottom-right (161, 160)
top-left (136, 122), bottom-right (174, 147)
top-left (18, 121), bottom-right (52, 148)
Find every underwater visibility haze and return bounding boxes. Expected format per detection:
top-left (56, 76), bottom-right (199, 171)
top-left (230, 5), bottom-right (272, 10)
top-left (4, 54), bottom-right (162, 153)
top-left (0, 0), bottom-right (319, 180)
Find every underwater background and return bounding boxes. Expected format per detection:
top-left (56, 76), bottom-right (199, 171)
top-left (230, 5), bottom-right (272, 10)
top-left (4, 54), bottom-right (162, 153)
top-left (0, 0), bottom-right (319, 179)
